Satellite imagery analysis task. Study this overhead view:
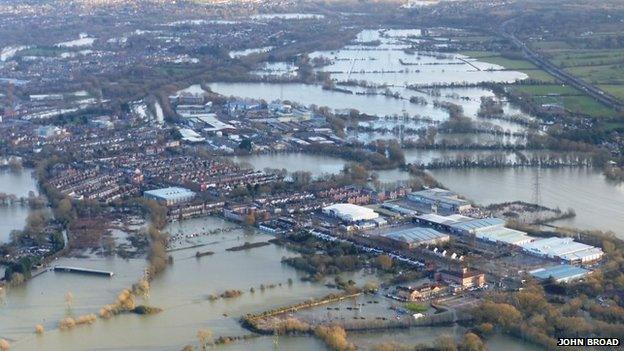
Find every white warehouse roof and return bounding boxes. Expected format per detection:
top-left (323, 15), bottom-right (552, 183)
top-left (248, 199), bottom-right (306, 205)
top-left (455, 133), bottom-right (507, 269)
top-left (520, 237), bottom-right (604, 263)
top-left (144, 187), bottom-right (196, 201)
top-left (323, 203), bottom-right (379, 222)
top-left (475, 227), bottom-right (535, 246)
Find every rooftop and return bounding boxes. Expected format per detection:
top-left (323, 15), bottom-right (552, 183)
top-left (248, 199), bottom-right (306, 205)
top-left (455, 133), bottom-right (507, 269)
top-left (409, 188), bottom-right (470, 207)
top-left (449, 217), bottom-right (505, 232)
top-left (382, 227), bottom-right (449, 245)
top-left (323, 203), bottom-right (379, 222)
top-left (530, 265), bottom-right (590, 282)
top-left (144, 186), bottom-right (195, 200)
top-left (521, 237), bottom-right (604, 262)
top-left (416, 213), bottom-right (472, 225)
top-left (475, 227), bottom-right (535, 245)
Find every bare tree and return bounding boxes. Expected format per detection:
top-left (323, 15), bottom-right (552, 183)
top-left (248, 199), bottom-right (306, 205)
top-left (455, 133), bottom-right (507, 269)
top-left (197, 329), bottom-right (213, 351)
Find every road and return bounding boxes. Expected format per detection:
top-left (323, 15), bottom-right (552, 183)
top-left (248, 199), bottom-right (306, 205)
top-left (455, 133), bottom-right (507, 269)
top-left (500, 19), bottom-right (624, 111)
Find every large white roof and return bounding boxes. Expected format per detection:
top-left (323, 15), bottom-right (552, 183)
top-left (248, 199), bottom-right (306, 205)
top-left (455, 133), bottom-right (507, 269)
top-left (323, 203), bottom-right (379, 222)
top-left (520, 237), bottom-right (603, 262)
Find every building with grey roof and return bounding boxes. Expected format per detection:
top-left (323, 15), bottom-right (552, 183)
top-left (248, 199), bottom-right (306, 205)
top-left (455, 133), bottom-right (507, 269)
top-left (381, 226), bottom-right (449, 248)
top-left (407, 188), bottom-right (471, 213)
top-left (449, 217), bottom-right (506, 235)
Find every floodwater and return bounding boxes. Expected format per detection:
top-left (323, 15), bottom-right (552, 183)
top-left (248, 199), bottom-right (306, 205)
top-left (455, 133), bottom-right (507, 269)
top-left (208, 81), bottom-right (433, 117)
top-left (3, 215), bottom-right (543, 350)
top-left (309, 29), bottom-right (526, 86)
top-left (232, 152), bottom-right (624, 237)
top-left (430, 167), bottom-right (624, 237)
top-left (233, 153), bottom-right (346, 178)
top-left (0, 169), bottom-right (39, 243)
top-left (3, 217), bottom-right (337, 350)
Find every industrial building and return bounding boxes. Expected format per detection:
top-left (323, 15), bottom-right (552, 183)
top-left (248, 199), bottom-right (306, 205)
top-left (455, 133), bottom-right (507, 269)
top-left (322, 203), bottom-right (379, 223)
top-left (416, 214), bottom-right (535, 246)
top-left (381, 226), bottom-right (449, 248)
top-left (144, 187), bottom-right (196, 206)
top-left (473, 227), bottom-right (535, 246)
top-left (407, 188), bottom-right (472, 213)
top-left (530, 265), bottom-right (591, 283)
top-left (415, 213), bottom-right (474, 231)
top-left (449, 217), bottom-right (506, 235)
top-left (521, 237), bottom-right (604, 263)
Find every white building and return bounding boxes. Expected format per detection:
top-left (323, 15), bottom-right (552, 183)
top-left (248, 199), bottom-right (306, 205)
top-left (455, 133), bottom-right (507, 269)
top-left (474, 227), bottom-right (535, 246)
top-left (521, 237), bottom-right (604, 263)
top-left (323, 203), bottom-right (379, 223)
top-left (144, 187), bottom-right (196, 206)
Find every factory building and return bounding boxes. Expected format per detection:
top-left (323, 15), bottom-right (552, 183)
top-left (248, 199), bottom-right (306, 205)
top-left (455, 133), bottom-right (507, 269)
top-left (530, 265), bottom-right (591, 283)
top-left (448, 217), bottom-right (506, 235)
top-left (407, 188), bottom-right (472, 213)
top-left (144, 187), bottom-right (196, 206)
top-left (322, 203), bottom-right (379, 223)
top-left (415, 213), bottom-right (473, 231)
top-left (381, 226), bottom-right (449, 249)
top-left (521, 237), bottom-right (604, 263)
top-left (473, 227), bottom-right (535, 246)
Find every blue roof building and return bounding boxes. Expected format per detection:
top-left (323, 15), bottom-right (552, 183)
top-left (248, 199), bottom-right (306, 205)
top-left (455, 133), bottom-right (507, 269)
top-left (530, 265), bottom-right (590, 283)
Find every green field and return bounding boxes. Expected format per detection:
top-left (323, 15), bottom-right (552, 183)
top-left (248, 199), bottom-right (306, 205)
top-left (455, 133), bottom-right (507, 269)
top-left (566, 64), bottom-right (624, 85)
top-left (458, 51), bottom-right (499, 58)
top-left (460, 51), bottom-right (557, 82)
top-left (513, 83), bottom-right (619, 119)
top-left (530, 41), bottom-right (573, 51)
top-left (550, 49), bottom-right (624, 68)
top-left (512, 84), bottom-right (580, 96)
top-left (517, 69), bottom-right (558, 83)
top-left (599, 84), bottom-right (624, 100)
top-left (533, 95), bottom-right (618, 118)
top-left (601, 121), bottom-right (624, 132)
top-left (476, 56), bottom-right (539, 70)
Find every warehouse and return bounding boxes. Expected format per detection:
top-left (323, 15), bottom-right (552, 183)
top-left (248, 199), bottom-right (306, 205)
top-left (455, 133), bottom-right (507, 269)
top-left (381, 226), bottom-right (450, 248)
top-left (521, 237), bottom-right (604, 263)
top-left (530, 265), bottom-right (590, 283)
top-left (144, 187), bottom-right (196, 206)
top-left (322, 203), bottom-right (379, 223)
top-left (474, 227), bottom-right (535, 246)
top-left (415, 213), bottom-right (473, 231)
top-left (449, 217), bottom-right (506, 235)
top-left (407, 188), bottom-right (472, 213)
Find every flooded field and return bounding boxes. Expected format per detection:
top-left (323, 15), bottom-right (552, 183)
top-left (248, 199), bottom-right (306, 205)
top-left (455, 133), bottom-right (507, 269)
top-left (430, 167), bottom-right (624, 237)
top-left (211, 28), bottom-right (536, 146)
top-left (310, 29), bottom-right (526, 86)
